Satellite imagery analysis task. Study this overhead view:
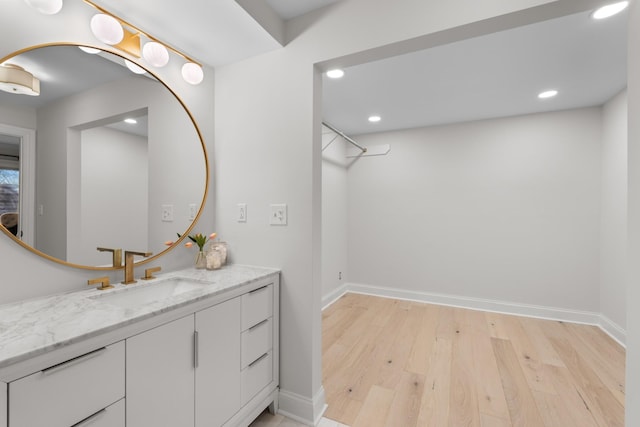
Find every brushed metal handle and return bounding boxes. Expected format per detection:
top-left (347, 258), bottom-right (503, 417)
top-left (194, 331), bottom-right (199, 368)
top-left (249, 285), bottom-right (268, 294)
top-left (249, 319), bottom-right (269, 331)
top-left (249, 352), bottom-right (268, 368)
top-left (71, 408), bottom-right (107, 427)
top-left (42, 347), bottom-right (107, 375)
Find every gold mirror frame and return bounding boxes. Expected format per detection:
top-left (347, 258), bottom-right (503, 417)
top-left (0, 42), bottom-right (209, 270)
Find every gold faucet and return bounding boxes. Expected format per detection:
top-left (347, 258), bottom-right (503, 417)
top-left (142, 266), bottom-right (161, 280)
top-left (88, 276), bottom-right (113, 291)
top-left (122, 250), bottom-right (152, 284)
top-left (97, 247), bottom-right (122, 268)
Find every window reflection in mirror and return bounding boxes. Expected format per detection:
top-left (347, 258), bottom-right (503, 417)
top-left (0, 137), bottom-right (20, 237)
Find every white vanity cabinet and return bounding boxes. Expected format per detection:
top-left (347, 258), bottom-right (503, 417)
top-left (125, 279), bottom-right (278, 427)
top-left (0, 268), bottom-right (279, 427)
top-left (8, 341), bottom-right (125, 427)
top-left (126, 315), bottom-right (195, 427)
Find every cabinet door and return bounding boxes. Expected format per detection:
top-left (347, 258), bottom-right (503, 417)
top-left (126, 315), bottom-right (195, 427)
top-left (195, 297), bottom-right (241, 427)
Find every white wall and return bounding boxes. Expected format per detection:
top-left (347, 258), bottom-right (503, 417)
top-left (627, 1), bottom-right (640, 423)
top-left (0, 0), bottom-right (215, 305)
top-left (76, 126), bottom-right (148, 266)
top-left (215, 0), bottom-right (604, 423)
top-left (600, 90), bottom-right (627, 331)
top-left (0, 104), bottom-right (36, 130)
top-left (347, 108), bottom-right (602, 311)
top-left (321, 126), bottom-right (349, 301)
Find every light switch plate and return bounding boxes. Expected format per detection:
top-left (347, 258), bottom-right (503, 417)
top-left (161, 204), bottom-right (174, 222)
top-left (270, 203), bottom-right (287, 225)
top-left (188, 203), bottom-right (197, 221)
top-left (238, 203), bottom-right (247, 222)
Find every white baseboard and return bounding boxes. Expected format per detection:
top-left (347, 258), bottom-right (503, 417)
top-left (278, 386), bottom-right (327, 426)
top-left (322, 283), bottom-right (349, 310)
top-left (332, 282), bottom-right (626, 347)
top-left (598, 314), bottom-right (626, 347)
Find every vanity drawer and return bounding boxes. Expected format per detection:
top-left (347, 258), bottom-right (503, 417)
top-left (241, 317), bottom-right (272, 369)
top-left (9, 341), bottom-right (124, 427)
top-left (241, 284), bottom-right (273, 330)
top-left (241, 350), bottom-right (272, 405)
top-left (72, 398), bottom-right (125, 427)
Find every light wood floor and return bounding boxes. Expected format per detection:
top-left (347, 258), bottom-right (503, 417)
top-left (322, 293), bottom-right (625, 427)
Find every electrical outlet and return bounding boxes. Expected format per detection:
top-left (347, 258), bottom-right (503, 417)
top-left (238, 203), bottom-right (247, 222)
top-left (161, 204), bottom-right (174, 222)
top-left (269, 203), bottom-right (287, 225)
top-left (188, 203), bottom-right (197, 221)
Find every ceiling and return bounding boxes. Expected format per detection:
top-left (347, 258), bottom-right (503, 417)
top-left (323, 8), bottom-right (628, 136)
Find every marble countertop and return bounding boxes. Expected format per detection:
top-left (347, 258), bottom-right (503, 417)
top-left (0, 264), bottom-right (279, 369)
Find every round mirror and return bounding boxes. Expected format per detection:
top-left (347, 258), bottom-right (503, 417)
top-left (0, 44), bottom-right (208, 269)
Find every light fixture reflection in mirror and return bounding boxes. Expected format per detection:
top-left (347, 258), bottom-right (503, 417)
top-left (0, 44), bottom-right (208, 270)
top-left (23, 0), bottom-right (63, 15)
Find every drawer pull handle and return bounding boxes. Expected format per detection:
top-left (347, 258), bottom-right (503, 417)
top-left (249, 352), bottom-right (269, 368)
top-left (249, 319), bottom-right (269, 331)
top-left (41, 347), bottom-right (107, 375)
top-left (194, 330), bottom-right (199, 368)
top-left (71, 408), bottom-right (107, 427)
top-left (249, 285), bottom-right (269, 294)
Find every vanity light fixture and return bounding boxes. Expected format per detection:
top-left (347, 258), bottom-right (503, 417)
top-left (124, 59), bottom-right (146, 75)
top-left (124, 118), bottom-right (138, 124)
top-left (142, 41), bottom-right (169, 68)
top-left (23, 0), bottom-right (63, 15)
top-left (78, 46), bottom-right (101, 54)
top-left (82, 0), bottom-right (204, 85)
top-left (538, 89), bottom-right (558, 99)
top-left (90, 13), bottom-right (124, 45)
top-left (592, 1), bottom-right (629, 19)
top-left (368, 115), bottom-right (382, 123)
top-left (0, 64), bottom-right (40, 96)
top-left (182, 62), bottom-right (204, 85)
top-left (326, 69), bottom-right (345, 79)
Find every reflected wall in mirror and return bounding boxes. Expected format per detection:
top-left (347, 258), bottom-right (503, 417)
top-left (0, 45), bottom-right (207, 269)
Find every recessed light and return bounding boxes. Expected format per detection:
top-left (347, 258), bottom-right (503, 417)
top-left (368, 115), bottom-right (381, 123)
top-left (538, 90), bottom-right (558, 99)
top-left (326, 69), bottom-right (345, 79)
top-left (124, 118), bottom-right (137, 124)
top-left (592, 1), bottom-right (629, 19)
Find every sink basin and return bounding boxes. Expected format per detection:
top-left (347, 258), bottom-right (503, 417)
top-left (90, 277), bottom-right (210, 309)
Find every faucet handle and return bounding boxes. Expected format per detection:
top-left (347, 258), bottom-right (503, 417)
top-left (124, 250), bottom-right (153, 257)
top-left (88, 276), bottom-right (113, 291)
top-left (142, 266), bottom-right (161, 280)
top-left (97, 247), bottom-right (122, 268)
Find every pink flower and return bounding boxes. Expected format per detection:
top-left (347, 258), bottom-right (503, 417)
top-left (164, 240), bottom-right (173, 246)
top-left (209, 232), bottom-right (217, 240)
top-left (184, 242), bottom-right (193, 248)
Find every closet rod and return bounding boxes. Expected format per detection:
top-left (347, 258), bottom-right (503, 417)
top-left (322, 121), bottom-right (367, 153)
